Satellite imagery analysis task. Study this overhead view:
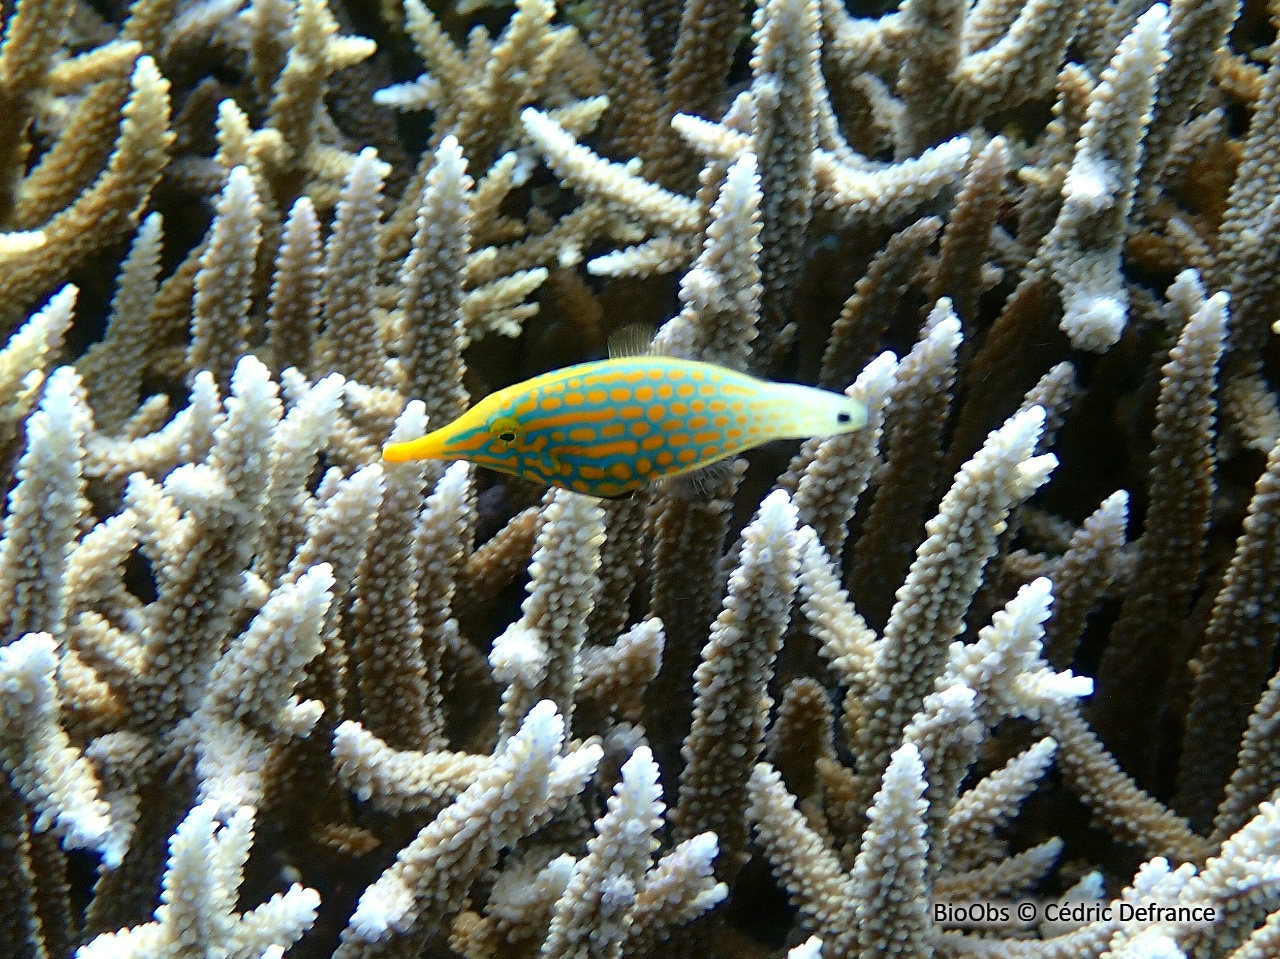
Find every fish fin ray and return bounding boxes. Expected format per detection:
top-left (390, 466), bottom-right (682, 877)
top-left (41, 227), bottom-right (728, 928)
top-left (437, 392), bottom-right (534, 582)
top-left (654, 457), bottom-right (738, 501)
top-left (608, 323), bottom-right (658, 359)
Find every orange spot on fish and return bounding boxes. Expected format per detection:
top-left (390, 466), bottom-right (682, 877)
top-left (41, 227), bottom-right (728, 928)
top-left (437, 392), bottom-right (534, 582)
top-left (677, 383), bottom-right (695, 398)
top-left (646, 405), bottom-right (665, 421)
top-left (693, 431), bottom-right (718, 445)
top-left (620, 405), bottom-right (644, 419)
top-left (656, 451), bottom-right (675, 467)
top-left (677, 448), bottom-right (698, 464)
top-left (634, 385), bottom-right (654, 402)
top-left (569, 427), bottom-right (596, 442)
top-left (601, 422), bottom-right (626, 439)
top-left (641, 434), bottom-right (664, 451)
top-left (580, 465), bottom-right (607, 480)
top-left (670, 402), bottom-right (689, 416)
top-left (610, 463), bottom-right (631, 480)
top-left (670, 432), bottom-right (691, 447)
top-left (587, 389), bottom-right (608, 404)
top-left (564, 391), bottom-right (585, 405)
top-left (585, 440), bottom-right (639, 458)
top-left (687, 415), bottom-right (709, 430)
top-left (629, 421), bottom-right (651, 437)
top-left (657, 383), bottom-right (674, 399)
top-left (542, 396), bottom-right (563, 411)
top-left (610, 387), bottom-right (631, 402)
top-left (531, 408), bottom-right (617, 428)
top-left (636, 458), bottom-right (652, 475)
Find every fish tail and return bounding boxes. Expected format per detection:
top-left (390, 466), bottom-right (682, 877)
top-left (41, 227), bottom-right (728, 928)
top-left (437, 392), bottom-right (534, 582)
top-left (840, 395), bottom-right (868, 431)
top-left (763, 382), bottom-right (867, 438)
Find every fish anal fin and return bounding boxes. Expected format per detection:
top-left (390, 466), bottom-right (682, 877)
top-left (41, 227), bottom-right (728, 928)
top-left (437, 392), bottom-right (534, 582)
top-left (655, 457), bottom-right (739, 501)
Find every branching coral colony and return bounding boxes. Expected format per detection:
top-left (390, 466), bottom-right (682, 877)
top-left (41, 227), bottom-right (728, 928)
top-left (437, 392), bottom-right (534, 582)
top-left (4, 0), bottom-right (1280, 956)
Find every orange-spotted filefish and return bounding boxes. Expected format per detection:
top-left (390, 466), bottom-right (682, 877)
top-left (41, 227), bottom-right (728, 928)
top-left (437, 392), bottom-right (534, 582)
top-left (383, 345), bottom-right (867, 498)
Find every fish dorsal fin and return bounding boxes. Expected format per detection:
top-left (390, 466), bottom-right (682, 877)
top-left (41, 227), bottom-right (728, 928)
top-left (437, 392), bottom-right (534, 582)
top-left (608, 323), bottom-right (658, 359)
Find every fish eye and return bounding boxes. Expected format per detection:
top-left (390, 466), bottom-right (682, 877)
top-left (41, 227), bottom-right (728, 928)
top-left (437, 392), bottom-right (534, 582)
top-left (837, 411), bottom-right (851, 423)
top-left (488, 416), bottom-right (523, 448)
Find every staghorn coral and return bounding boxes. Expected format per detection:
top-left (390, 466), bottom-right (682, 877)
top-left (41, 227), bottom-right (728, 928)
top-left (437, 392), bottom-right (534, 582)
top-left (4, 0), bottom-right (1280, 958)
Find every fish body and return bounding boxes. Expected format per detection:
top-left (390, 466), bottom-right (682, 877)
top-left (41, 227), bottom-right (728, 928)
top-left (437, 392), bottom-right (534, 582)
top-left (383, 355), bottom-right (866, 498)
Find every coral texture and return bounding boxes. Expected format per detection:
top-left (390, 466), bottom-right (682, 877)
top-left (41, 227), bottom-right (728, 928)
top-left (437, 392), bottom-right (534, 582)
top-left (2, 0), bottom-right (1280, 958)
